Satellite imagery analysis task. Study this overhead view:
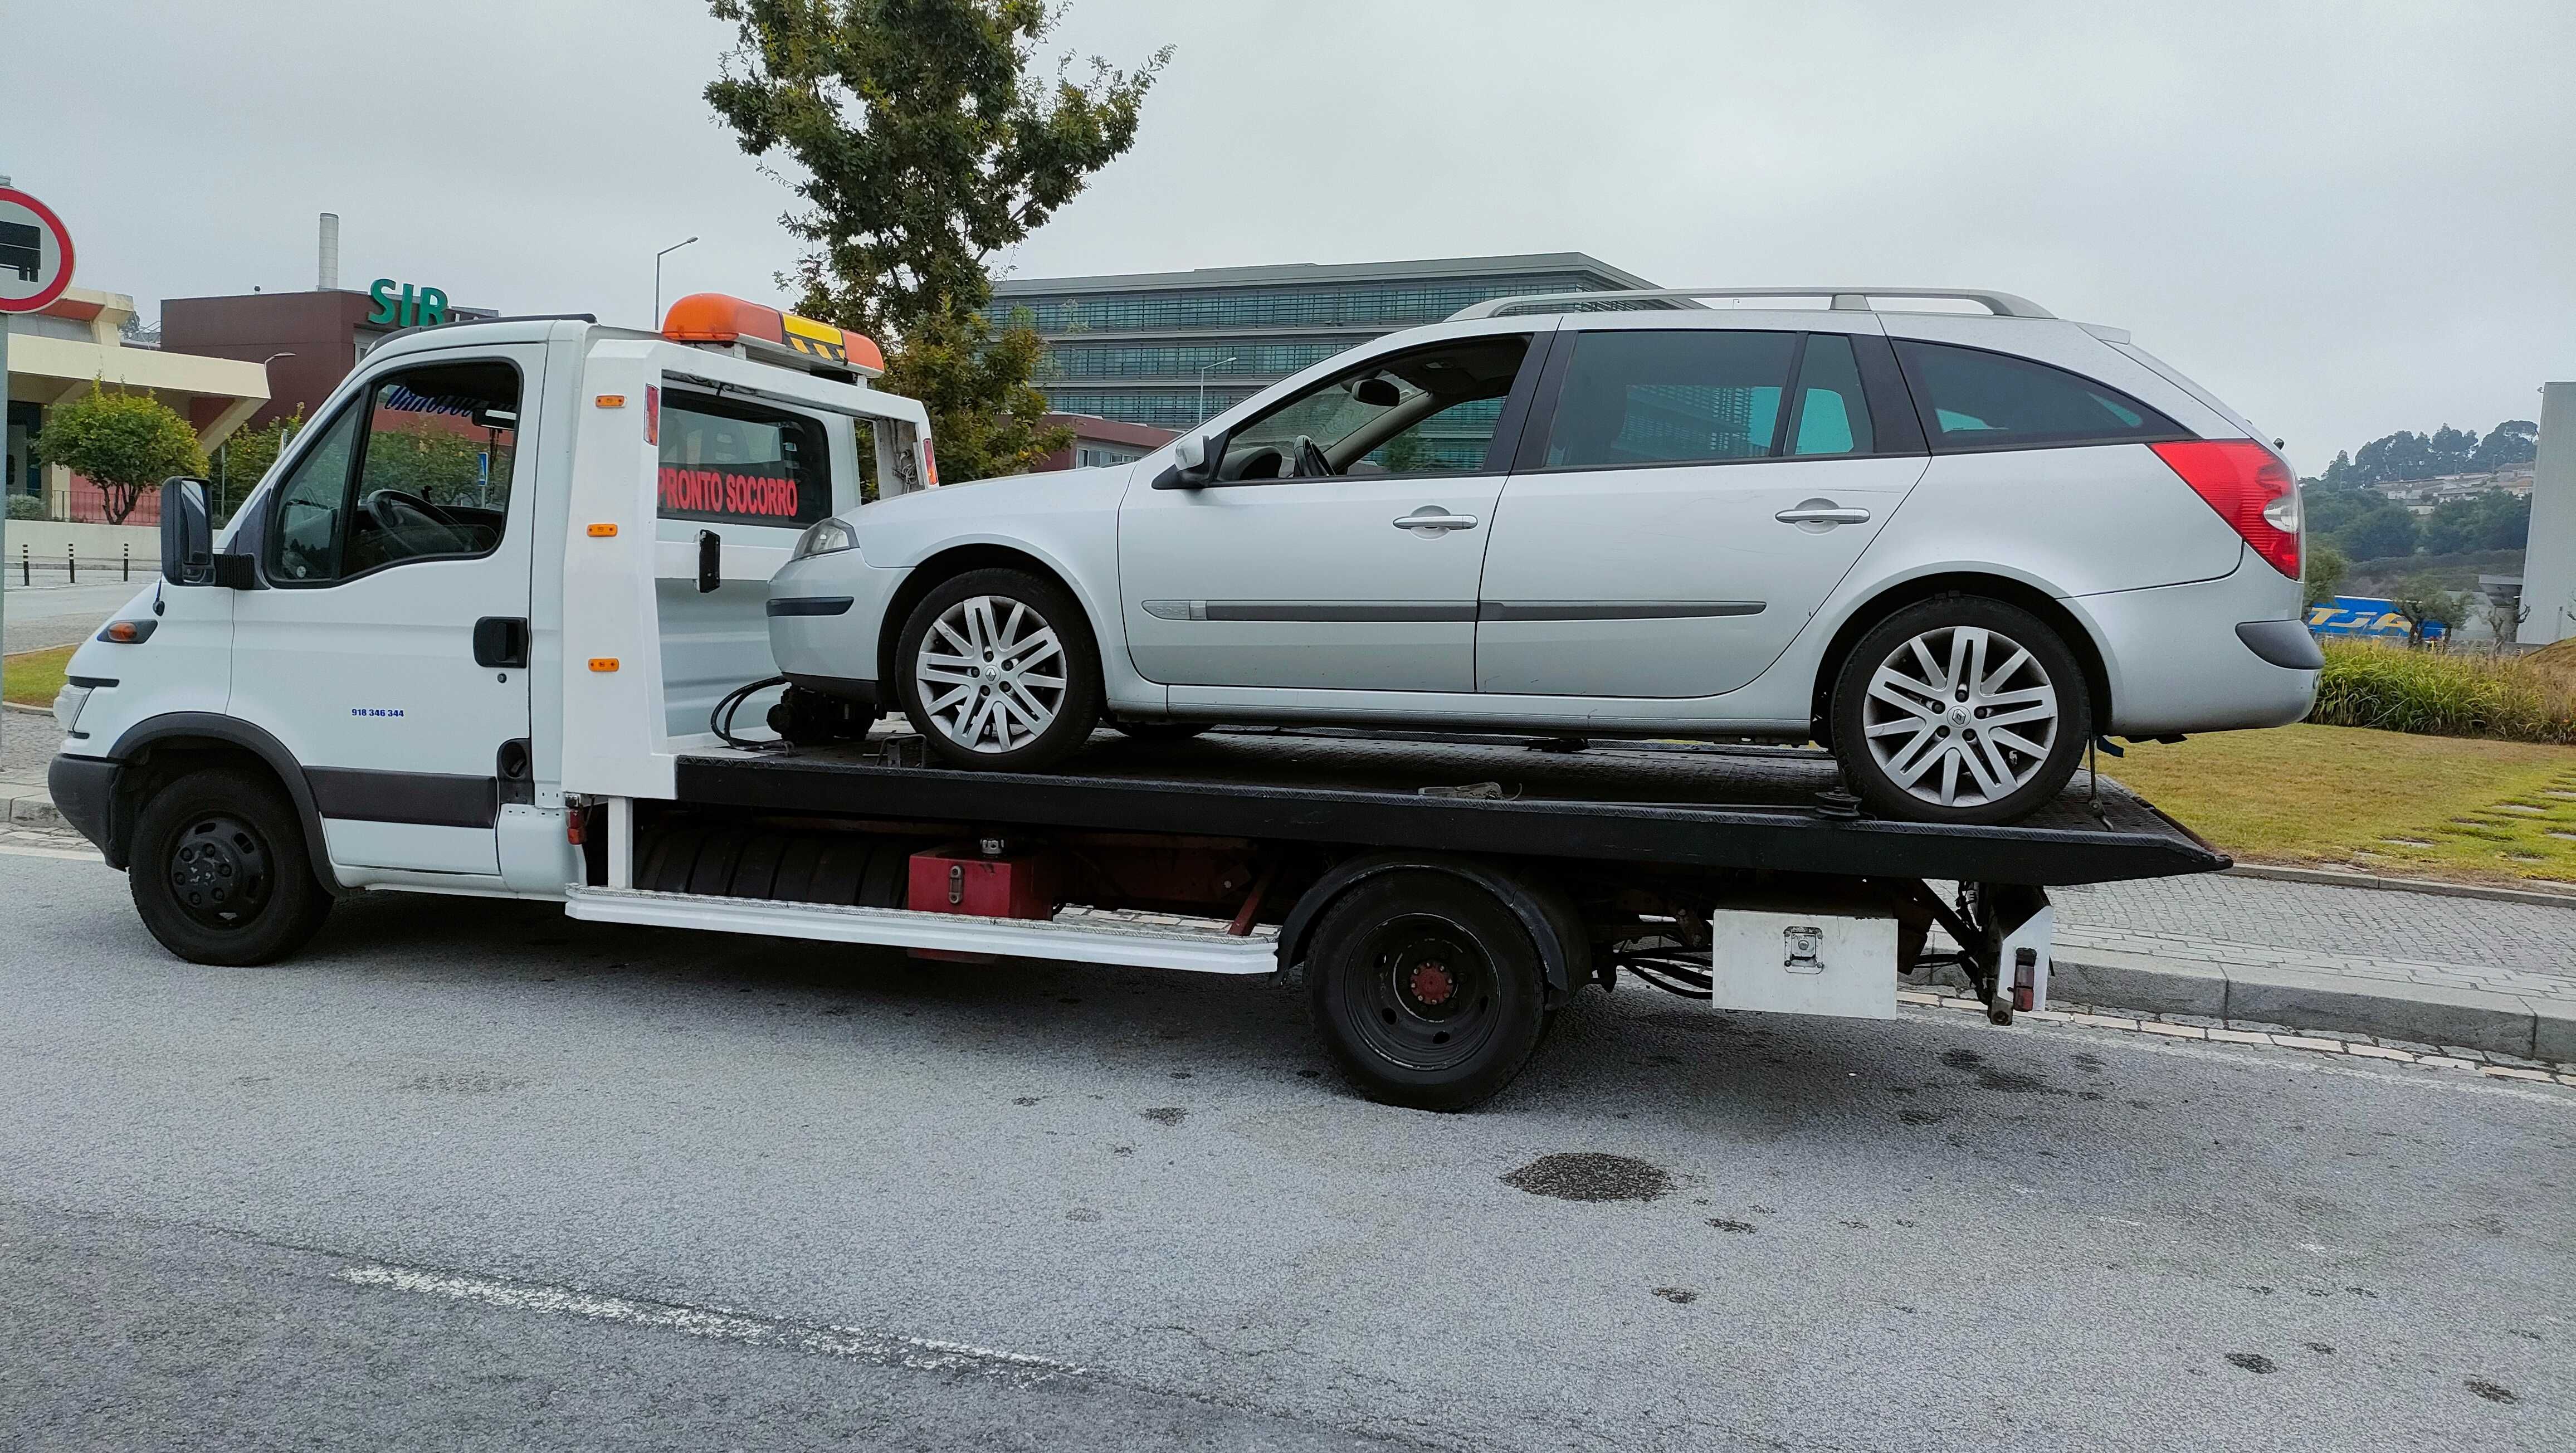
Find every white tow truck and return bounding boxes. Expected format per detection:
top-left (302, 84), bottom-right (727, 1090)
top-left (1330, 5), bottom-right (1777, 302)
top-left (46, 295), bottom-right (2220, 1109)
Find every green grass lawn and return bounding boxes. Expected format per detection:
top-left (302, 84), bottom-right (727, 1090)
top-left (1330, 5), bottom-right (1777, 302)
top-left (2, 645), bottom-right (74, 709)
top-left (2109, 723), bottom-right (2576, 888)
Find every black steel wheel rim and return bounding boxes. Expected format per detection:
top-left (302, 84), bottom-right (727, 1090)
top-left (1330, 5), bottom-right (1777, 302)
top-left (165, 812), bottom-right (274, 930)
top-left (1335, 912), bottom-right (1500, 1073)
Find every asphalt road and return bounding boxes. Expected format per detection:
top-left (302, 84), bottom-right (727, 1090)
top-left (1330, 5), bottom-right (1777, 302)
top-left (3, 852), bottom-right (2569, 1451)
top-left (3, 577), bottom-right (145, 655)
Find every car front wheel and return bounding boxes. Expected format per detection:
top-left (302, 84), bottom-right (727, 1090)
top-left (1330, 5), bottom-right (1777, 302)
top-left (894, 567), bottom-right (1104, 772)
top-left (1829, 596), bottom-right (2091, 825)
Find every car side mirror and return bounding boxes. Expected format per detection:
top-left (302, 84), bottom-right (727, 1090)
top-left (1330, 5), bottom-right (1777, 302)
top-left (1153, 432), bottom-right (1224, 490)
top-left (1351, 377), bottom-right (1401, 408)
top-left (159, 477), bottom-right (214, 585)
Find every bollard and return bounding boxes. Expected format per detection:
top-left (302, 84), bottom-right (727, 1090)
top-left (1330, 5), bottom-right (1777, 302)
top-left (67, 542), bottom-right (76, 584)
top-left (123, 542), bottom-right (130, 582)
top-left (17, 541), bottom-right (25, 586)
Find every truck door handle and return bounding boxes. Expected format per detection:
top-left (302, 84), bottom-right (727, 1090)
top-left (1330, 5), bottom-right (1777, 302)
top-left (1394, 506), bottom-right (1479, 535)
top-left (1774, 503), bottom-right (1871, 526)
top-left (473, 616), bottom-right (529, 669)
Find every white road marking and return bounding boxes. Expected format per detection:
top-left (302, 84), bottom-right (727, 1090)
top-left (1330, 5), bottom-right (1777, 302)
top-left (335, 1262), bottom-right (1085, 1383)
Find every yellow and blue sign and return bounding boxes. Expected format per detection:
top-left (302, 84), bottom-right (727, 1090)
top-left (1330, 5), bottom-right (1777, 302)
top-left (2307, 595), bottom-right (2447, 641)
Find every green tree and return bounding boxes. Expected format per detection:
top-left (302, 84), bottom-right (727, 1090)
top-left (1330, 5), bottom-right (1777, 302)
top-left (40, 383), bottom-right (208, 525)
top-left (213, 407), bottom-right (305, 525)
top-left (705, 0), bottom-right (1168, 481)
top-left (2301, 539), bottom-right (2349, 608)
top-left (2387, 574), bottom-right (2463, 646)
top-left (2334, 504), bottom-right (2420, 563)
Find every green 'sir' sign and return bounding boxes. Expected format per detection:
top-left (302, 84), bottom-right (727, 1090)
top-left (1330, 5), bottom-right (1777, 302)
top-left (367, 278), bottom-right (450, 328)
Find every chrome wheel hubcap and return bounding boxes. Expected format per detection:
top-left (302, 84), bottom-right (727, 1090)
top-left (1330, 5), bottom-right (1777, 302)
top-left (1861, 625), bottom-right (2060, 808)
top-left (915, 594), bottom-right (1066, 753)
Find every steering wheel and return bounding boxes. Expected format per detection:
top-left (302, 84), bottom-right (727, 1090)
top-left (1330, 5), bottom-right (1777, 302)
top-left (1291, 435), bottom-right (1334, 479)
top-left (362, 489), bottom-right (471, 552)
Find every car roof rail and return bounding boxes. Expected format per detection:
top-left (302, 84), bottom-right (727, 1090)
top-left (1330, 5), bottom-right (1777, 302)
top-left (1447, 287), bottom-right (2056, 321)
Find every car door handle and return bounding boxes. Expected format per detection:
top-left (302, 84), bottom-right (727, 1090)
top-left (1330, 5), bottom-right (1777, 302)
top-left (1774, 504), bottom-right (1871, 526)
top-left (1394, 507), bottom-right (1479, 535)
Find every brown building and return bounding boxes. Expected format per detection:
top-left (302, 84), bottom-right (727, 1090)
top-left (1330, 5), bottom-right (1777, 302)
top-left (160, 287), bottom-right (487, 430)
top-left (1035, 413), bottom-right (1175, 472)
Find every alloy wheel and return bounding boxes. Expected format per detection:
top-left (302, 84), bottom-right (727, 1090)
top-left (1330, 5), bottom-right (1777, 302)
top-left (913, 593), bottom-right (1069, 754)
top-left (1859, 625), bottom-right (2061, 810)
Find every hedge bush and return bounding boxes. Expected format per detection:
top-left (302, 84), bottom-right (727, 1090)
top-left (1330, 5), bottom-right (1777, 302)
top-left (2309, 638), bottom-right (2576, 744)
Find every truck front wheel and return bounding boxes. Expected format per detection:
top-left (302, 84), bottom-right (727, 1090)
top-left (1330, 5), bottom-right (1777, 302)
top-left (129, 767), bottom-right (333, 967)
top-left (1306, 872), bottom-right (1550, 1111)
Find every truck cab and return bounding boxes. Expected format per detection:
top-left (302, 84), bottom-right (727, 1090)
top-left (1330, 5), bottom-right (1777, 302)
top-left (48, 297), bottom-right (931, 959)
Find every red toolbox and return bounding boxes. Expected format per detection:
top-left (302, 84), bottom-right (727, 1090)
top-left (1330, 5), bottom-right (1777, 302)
top-left (907, 841), bottom-right (1058, 919)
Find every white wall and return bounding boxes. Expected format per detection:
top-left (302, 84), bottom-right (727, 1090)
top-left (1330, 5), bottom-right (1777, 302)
top-left (2, 518), bottom-right (160, 565)
top-left (2524, 383), bottom-right (2576, 646)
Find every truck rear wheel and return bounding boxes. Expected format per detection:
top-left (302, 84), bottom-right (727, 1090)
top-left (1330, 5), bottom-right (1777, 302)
top-left (1306, 871), bottom-right (1549, 1111)
top-left (128, 767), bottom-right (333, 967)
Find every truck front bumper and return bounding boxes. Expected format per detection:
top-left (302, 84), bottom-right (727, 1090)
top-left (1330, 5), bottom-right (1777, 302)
top-left (47, 753), bottom-right (121, 862)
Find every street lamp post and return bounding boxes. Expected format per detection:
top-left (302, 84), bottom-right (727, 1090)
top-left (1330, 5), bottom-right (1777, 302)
top-left (653, 237), bottom-right (700, 328)
top-left (1196, 355), bottom-right (1240, 426)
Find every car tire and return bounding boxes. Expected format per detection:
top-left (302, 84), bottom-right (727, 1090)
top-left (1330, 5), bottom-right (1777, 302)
top-left (1306, 871), bottom-right (1550, 1112)
top-left (1829, 594), bottom-right (2091, 825)
top-left (128, 766), bottom-right (333, 966)
top-left (894, 567), bottom-right (1103, 772)
top-left (1109, 720), bottom-right (1211, 742)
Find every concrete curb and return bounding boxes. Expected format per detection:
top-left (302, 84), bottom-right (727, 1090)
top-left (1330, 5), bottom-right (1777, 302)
top-left (2053, 946), bottom-right (2574, 1062)
top-left (2226, 862), bottom-right (2576, 909)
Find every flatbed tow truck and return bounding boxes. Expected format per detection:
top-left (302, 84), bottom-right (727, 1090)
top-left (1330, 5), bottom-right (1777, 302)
top-left (47, 295), bottom-right (2228, 1109)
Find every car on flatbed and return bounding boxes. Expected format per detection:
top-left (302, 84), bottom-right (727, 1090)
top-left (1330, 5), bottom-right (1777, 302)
top-left (45, 292), bottom-right (2233, 1109)
top-left (768, 286), bottom-right (2320, 825)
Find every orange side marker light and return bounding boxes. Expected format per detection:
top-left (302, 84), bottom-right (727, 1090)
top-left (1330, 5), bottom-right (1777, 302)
top-left (595, 394), bottom-right (627, 408)
top-left (588, 658), bottom-right (620, 672)
top-left (587, 523), bottom-right (618, 537)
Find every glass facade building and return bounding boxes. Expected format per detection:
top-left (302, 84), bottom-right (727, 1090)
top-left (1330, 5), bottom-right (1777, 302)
top-left (988, 253), bottom-right (1656, 435)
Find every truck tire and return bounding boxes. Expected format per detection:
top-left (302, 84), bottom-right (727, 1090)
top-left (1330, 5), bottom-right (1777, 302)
top-left (128, 766), bottom-right (333, 967)
top-left (1305, 871), bottom-right (1550, 1111)
top-left (894, 567), bottom-right (1103, 772)
top-left (1828, 594), bottom-right (2091, 826)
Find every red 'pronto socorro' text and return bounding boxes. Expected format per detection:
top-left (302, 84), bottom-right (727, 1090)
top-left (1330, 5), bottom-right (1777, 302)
top-left (658, 465), bottom-right (803, 519)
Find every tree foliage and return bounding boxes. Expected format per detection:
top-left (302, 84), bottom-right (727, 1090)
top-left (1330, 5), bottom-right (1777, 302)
top-left (40, 383), bottom-right (207, 525)
top-left (2313, 418), bottom-right (2538, 489)
top-left (2334, 504), bottom-right (2421, 563)
top-left (2386, 574), bottom-right (2465, 646)
top-left (2301, 539), bottom-right (2349, 609)
top-left (705, 0), bottom-right (1168, 481)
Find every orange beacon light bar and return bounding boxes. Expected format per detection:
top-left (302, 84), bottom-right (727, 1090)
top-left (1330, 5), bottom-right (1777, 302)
top-left (660, 293), bottom-right (885, 377)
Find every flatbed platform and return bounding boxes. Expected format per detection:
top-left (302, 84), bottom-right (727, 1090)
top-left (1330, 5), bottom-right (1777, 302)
top-left (674, 728), bottom-right (2225, 887)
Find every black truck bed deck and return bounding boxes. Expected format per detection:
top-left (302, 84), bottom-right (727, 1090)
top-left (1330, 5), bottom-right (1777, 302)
top-left (673, 728), bottom-right (2226, 887)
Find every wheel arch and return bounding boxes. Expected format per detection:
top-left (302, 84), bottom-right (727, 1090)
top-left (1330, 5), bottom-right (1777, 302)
top-left (102, 714), bottom-right (347, 892)
top-left (874, 543), bottom-right (1106, 690)
top-left (1277, 852), bottom-right (1589, 1008)
top-left (1808, 572), bottom-right (2111, 747)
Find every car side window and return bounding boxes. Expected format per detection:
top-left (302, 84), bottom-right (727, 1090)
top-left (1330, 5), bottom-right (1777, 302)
top-left (1787, 334), bottom-right (1875, 456)
top-left (1221, 334), bottom-right (1531, 481)
top-left (269, 358), bottom-right (521, 586)
top-left (1893, 339), bottom-right (2179, 451)
top-left (1541, 330), bottom-right (1798, 469)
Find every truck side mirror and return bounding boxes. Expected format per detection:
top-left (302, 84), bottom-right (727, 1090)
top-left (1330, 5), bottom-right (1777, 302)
top-left (1152, 432), bottom-right (1224, 490)
top-left (159, 477), bottom-right (214, 585)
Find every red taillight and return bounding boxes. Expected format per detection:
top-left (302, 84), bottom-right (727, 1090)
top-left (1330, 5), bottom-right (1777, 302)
top-left (2149, 440), bottom-right (2301, 580)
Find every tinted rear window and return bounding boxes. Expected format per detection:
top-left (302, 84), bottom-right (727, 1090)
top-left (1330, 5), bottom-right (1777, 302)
top-left (1544, 330), bottom-right (1797, 467)
top-left (1894, 340), bottom-right (2178, 450)
top-left (658, 390), bottom-right (832, 528)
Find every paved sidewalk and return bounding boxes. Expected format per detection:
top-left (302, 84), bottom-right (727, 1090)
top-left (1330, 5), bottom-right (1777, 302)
top-left (2062, 872), bottom-right (2576, 985)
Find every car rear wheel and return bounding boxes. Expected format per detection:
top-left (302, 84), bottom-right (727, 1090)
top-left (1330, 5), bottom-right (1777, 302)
top-left (129, 767), bottom-right (333, 966)
top-left (1829, 595), bottom-right (2090, 825)
top-left (894, 567), bottom-right (1103, 772)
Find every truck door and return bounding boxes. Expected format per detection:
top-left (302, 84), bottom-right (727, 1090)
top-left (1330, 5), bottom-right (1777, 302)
top-left (228, 345), bottom-right (544, 877)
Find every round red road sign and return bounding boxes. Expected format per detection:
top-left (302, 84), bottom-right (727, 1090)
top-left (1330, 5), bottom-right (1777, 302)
top-left (0, 187), bottom-right (76, 315)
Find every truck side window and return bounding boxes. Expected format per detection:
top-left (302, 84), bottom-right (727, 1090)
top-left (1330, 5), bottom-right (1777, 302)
top-left (267, 359), bottom-right (522, 586)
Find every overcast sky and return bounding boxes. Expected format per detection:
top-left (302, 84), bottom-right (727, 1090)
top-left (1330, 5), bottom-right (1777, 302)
top-left (12, 0), bottom-right (2570, 472)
